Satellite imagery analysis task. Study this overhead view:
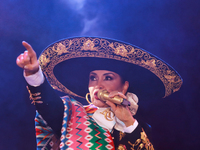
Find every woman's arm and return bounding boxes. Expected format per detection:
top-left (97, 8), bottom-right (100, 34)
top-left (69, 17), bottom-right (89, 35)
top-left (16, 41), bottom-right (64, 137)
top-left (27, 79), bottom-right (64, 137)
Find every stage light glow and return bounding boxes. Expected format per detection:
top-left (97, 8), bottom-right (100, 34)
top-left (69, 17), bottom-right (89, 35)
top-left (60, 0), bottom-right (86, 10)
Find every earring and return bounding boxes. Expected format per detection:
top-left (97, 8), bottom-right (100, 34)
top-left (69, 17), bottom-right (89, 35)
top-left (85, 93), bottom-right (92, 104)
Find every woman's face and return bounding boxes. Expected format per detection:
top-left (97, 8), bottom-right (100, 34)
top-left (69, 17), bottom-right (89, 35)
top-left (88, 70), bottom-right (129, 107)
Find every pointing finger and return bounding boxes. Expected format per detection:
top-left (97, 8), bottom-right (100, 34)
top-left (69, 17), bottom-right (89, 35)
top-left (22, 41), bottom-right (33, 54)
top-left (22, 41), bottom-right (37, 61)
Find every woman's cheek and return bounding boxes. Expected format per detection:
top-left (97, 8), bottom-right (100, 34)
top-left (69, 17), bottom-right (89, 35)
top-left (91, 95), bottom-right (95, 103)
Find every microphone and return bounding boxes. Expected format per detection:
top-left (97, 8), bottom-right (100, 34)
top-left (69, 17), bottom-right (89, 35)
top-left (97, 90), bottom-right (130, 106)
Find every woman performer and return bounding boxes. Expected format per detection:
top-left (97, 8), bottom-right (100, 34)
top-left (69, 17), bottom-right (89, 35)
top-left (16, 37), bottom-right (182, 150)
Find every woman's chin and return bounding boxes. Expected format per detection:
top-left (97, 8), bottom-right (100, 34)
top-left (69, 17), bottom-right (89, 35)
top-left (93, 99), bottom-right (108, 107)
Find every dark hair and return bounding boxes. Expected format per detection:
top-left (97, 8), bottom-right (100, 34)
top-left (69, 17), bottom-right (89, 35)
top-left (55, 57), bottom-right (165, 101)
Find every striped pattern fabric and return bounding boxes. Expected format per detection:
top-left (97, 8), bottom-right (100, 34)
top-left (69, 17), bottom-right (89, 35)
top-left (35, 96), bottom-right (115, 150)
top-left (60, 97), bottom-right (115, 150)
top-left (35, 112), bottom-right (55, 149)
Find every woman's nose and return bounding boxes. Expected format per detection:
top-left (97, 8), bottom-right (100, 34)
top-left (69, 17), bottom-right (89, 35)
top-left (97, 80), bottom-right (104, 89)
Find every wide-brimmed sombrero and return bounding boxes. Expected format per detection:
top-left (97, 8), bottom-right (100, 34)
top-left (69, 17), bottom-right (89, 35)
top-left (39, 37), bottom-right (182, 101)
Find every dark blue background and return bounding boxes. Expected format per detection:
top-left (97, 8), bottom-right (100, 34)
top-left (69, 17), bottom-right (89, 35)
top-left (0, 0), bottom-right (199, 149)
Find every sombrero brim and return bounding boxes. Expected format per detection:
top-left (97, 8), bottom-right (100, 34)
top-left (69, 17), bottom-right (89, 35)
top-left (39, 37), bottom-right (183, 100)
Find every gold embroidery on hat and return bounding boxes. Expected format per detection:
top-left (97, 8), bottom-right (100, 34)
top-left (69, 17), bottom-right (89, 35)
top-left (40, 54), bottom-right (50, 67)
top-left (141, 59), bottom-right (156, 68)
top-left (39, 37), bottom-right (183, 98)
top-left (100, 108), bottom-right (114, 121)
top-left (39, 47), bottom-right (53, 67)
top-left (82, 39), bottom-right (97, 51)
top-left (52, 42), bottom-right (69, 55)
top-left (26, 86), bottom-right (43, 105)
top-left (109, 43), bottom-right (135, 57)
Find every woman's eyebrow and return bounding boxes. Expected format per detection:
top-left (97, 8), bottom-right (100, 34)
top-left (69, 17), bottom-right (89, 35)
top-left (103, 73), bottom-right (115, 77)
top-left (89, 72), bottom-right (97, 75)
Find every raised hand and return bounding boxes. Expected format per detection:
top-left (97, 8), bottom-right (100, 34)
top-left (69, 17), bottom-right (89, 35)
top-left (16, 41), bottom-right (39, 76)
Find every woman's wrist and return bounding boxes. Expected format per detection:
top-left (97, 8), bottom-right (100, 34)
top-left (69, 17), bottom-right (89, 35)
top-left (123, 119), bottom-right (138, 133)
top-left (123, 117), bottom-right (135, 127)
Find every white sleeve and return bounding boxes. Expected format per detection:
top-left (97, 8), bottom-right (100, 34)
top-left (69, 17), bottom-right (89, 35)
top-left (123, 119), bottom-right (139, 133)
top-left (24, 66), bottom-right (45, 87)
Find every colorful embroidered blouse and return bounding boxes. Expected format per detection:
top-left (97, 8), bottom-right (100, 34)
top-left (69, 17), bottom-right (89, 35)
top-left (35, 96), bottom-right (154, 150)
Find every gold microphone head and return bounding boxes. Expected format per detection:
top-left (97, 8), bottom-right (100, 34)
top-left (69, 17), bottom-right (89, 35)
top-left (97, 90), bottom-right (124, 105)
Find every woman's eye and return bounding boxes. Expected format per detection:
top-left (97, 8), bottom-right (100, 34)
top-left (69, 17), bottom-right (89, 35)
top-left (89, 76), bottom-right (97, 81)
top-left (105, 76), bottom-right (113, 81)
